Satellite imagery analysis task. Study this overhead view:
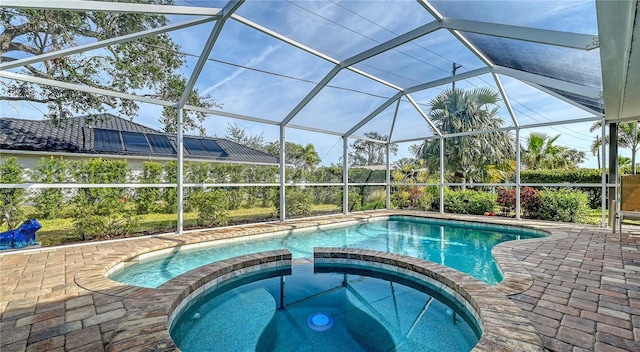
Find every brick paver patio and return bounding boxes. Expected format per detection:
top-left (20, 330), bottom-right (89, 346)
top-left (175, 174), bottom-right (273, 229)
top-left (1, 211), bottom-right (639, 351)
top-left (508, 226), bottom-right (640, 351)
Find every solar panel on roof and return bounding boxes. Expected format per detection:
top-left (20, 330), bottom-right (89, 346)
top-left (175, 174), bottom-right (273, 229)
top-left (200, 139), bottom-right (228, 158)
top-left (94, 129), bottom-right (123, 152)
top-left (147, 134), bottom-right (176, 155)
top-left (122, 132), bottom-right (151, 153)
top-left (183, 138), bottom-right (209, 156)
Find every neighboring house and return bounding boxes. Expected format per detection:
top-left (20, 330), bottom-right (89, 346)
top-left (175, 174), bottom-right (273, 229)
top-left (0, 114), bottom-right (278, 173)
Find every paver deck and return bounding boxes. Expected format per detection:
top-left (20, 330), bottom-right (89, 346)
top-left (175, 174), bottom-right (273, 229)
top-left (1, 210), bottom-right (639, 351)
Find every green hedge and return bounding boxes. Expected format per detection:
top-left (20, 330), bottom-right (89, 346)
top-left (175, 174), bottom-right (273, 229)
top-left (521, 168), bottom-right (603, 209)
top-left (272, 187), bottom-right (313, 218)
top-left (189, 189), bottom-right (229, 226)
top-left (0, 157), bottom-right (26, 229)
top-left (444, 189), bottom-right (496, 215)
top-left (533, 189), bottom-right (589, 223)
top-left (520, 168), bottom-right (602, 183)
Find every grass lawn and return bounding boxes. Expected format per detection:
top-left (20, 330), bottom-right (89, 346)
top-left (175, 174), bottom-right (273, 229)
top-left (28, 205), bottom-right (636, 247)
top-left (33, 204), bottom-right (340, 247)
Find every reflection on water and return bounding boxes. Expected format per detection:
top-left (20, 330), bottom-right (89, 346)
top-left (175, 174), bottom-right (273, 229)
top-left (111, 216), bottom-right (544, 288)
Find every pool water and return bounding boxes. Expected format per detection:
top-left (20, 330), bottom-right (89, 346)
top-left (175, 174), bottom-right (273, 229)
top-left (111, 216), bottom-right (544, 288)
top-left (170, 264), bottom-right (480, 352)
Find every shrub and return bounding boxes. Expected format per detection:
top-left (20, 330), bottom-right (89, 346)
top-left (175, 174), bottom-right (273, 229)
top-left (391, 189), bottom-right (410, 209)
top-left (364, 189), bottom-right (386, 210)
top-left (274, 187), bottom-right (313, 217)
top-left (496, 188), bottom-right (516, 215)
top-left (496, 186), bottom-right (541, 218)
top-left (185, 162), bottom-right (212, 211)
top-left (444, 189), bottom-right (496, 215)
top-left (419, 191), bottom-right (435, 211)
top-left (30, 157), bottom-right (68, 219)
top-left (68, 158), bottom-right (137, 240)
top-left (135, 161), bottom-right (163, 214)
top-left (211, 164), bottom-right (244, 210)
top-left (521, 168), bottom-right (603, 209)
top-left (520, 187), bottom-right (542, 218)
top-left (534, 189), bottom-right (589, 223)
top-left (0, 157), bottom-right (26, 229)
top-left (162, 161), bottom-right (179, 213)
top-left (335, 190), bottom-right (362, 212)
top-left (189, 189), bottom-right (229, 226)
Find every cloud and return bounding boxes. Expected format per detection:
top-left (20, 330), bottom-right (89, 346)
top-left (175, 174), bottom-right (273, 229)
top-left (201, 44), bottom-right (280, 96)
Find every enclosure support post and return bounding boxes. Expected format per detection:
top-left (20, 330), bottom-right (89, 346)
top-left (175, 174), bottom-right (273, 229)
top-left (608, 122), bottom-right (618, 228)
top-left (439, 136), bottom-right (445, 214)
top-left (601, 119), bottom-right (607, 227)
top-left (343, 137), bottom-right (349, 214)
top-left (279, 125), bottom-right (286, 222)
top-left (515, 128), bottom-right (521, 220)
top-left (177, 108), bottom-right (184, 235)
top-left (386, 143), bottom-right (391, 209)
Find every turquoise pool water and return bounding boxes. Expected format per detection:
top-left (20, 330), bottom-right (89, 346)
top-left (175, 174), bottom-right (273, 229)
top-left (170, 264), bottom-right (480, 352)
top-left (111, 216), bottom-right (544, 288)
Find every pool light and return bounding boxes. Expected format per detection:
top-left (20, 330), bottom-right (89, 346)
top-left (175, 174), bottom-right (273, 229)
top-left (307, 312), bottom-right (334, 331)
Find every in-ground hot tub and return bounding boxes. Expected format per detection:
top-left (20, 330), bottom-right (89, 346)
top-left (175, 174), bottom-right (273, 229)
top-left (104, 248), bottom-right (544, 352)
top-left (169, 263), bottom-right (481, 352)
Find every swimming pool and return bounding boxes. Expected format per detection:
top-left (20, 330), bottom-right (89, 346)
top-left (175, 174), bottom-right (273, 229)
top-left (111, 216), bottom-right (545, 288)
top-left (169, 263), bottom-right (481, 352)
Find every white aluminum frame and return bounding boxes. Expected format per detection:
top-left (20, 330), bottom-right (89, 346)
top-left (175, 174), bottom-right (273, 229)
top-left (2, 0), bottom-right (624, 234)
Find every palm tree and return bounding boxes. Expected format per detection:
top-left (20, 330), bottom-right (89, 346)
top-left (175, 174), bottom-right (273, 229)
top-left (618, 122), bottom-right (639, 174)
top-left (299, 143), bottom-right (321, 172)
top-left (521, 132), bottom-right (584, 169)
top-left (590, 136), bottom-right (604, 169)
top-left (618, 156), bottom-right (632, 170)
top-left (416, 87), bottom-right (515, 186)
top-left (590, 121), bottom-right (639, 174)
top-left (521, 133), bottom-right (549, 170)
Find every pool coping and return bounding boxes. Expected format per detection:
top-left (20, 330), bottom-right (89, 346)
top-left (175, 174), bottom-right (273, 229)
top-left (105, 246), bottom-right (546, 351)
top-left (106, 249), bottom-right (292, 352)
top-left (314, 248), bottom-right (545, 351)
top-left (71, 210), bottom-right (569, 351)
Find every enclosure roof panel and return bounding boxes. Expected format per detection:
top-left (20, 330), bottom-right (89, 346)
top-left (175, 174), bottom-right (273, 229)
top-left (2, 0), bottom-right (638, 134)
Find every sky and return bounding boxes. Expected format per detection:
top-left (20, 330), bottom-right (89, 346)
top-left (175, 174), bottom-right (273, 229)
top-left (2, 0), bottom-right (632, 169)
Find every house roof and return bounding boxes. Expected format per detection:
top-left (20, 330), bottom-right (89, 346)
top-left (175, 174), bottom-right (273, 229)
top-left (0, 114), bottom-right (279, 165)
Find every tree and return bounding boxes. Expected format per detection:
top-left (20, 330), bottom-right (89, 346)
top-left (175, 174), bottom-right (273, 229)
top-left (348, 132), bottom-right (398, 166)
top-left (416, 87), bottom-right (514, 185)
top-left (393, 157), bottom-right (421, 172)
top-left (590, 121), bottom-right (639, 174)
top-left (589, 122), bottom-right (606, 170)
top-left (618, 156), bottom-right (632, 169)
top-left (222, 123), bottom-right (267, 151)
top-left (618, 122), bottom-right (639, 174)
top-left (521, 133), bottom-right (585, 170)
top-left (1, 3), bottom-right (217, 134)
top-left (590, 135), bottom-right (604, 169)
top-left (264, 141), bottom-right (321, 174)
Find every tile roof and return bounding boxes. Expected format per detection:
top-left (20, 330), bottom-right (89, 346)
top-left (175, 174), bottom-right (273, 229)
top-left (0, 114), bottom-right (278, 165)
